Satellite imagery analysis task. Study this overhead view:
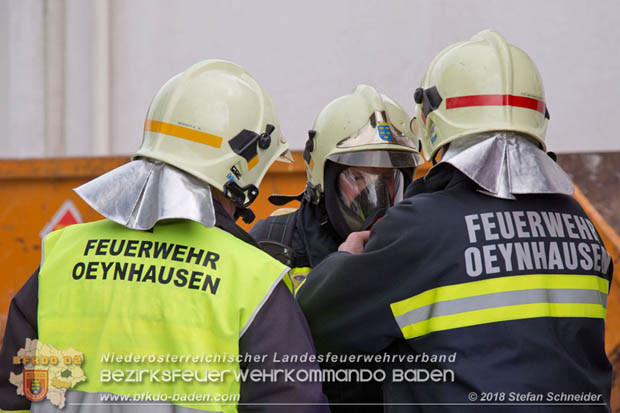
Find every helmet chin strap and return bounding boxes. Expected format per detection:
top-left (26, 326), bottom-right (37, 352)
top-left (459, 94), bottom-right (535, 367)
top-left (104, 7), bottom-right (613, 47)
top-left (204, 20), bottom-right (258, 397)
top-left (234, 207), bottom-right (256, 224)
top-left (213, 184), bottom-right (257, 224)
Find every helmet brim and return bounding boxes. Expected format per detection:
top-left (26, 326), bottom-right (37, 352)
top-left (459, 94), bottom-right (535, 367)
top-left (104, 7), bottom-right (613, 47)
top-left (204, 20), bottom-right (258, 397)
top-left (327, 149), bottom-right (424, 169)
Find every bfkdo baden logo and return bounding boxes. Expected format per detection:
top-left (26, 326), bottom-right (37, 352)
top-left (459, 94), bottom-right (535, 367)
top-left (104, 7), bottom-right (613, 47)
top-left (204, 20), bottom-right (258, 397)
top-left (24, 369), bottom-right (49, 402)
top-left (10, 338), bottom-right (86, 409)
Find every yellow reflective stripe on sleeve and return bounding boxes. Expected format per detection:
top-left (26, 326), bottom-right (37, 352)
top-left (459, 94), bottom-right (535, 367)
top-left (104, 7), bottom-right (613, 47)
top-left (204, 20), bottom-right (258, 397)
top-left (400, 302), bottom-right (606, 340)
top-left (0, 410), bottom-right (29, 413)
top-left (391, 274), bottom-right (608, 340)
top-left (391, 274), bottom-right (608, 317)
top-left (145, 119), bottom-right (223, 148)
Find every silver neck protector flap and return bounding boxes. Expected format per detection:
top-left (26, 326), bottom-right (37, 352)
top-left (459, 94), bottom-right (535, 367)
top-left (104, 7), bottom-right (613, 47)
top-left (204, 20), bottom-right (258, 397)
top-left (438, 132), bottom-right (574, 200)
top-left (74, 158), bottom-right (216, 230)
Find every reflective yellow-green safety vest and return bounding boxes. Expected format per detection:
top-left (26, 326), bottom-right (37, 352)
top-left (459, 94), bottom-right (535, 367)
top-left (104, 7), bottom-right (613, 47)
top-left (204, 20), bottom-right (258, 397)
top-left (37, 219), bottom-right (288, 412)
top-left (283, 267), bottom-right (312, 296)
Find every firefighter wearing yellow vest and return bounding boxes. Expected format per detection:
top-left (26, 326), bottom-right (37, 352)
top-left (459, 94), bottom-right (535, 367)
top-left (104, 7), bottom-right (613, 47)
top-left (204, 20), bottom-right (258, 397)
top-left (0, 60), bottom-right (327, 413)
top-left (298, 31), bottom-right (613, 412)
top-left (250, 85), bottom-right (423, 410)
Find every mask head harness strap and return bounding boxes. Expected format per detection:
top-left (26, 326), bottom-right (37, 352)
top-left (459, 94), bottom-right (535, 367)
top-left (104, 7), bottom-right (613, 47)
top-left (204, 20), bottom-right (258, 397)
top-left (303, 129), bottom-right (316, 164)
top-left (303, 129), bottom-right (322, 204)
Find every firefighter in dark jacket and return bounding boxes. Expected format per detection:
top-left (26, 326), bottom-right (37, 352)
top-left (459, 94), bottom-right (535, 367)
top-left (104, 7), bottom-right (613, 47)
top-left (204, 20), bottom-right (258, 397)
top-left (251, 84), bottom-right (424, 410)
top-left (297, 30), bottom-right (613, 412)
top-left (251, 84), bottom-right (423, 293)
top-left (0, 60), bottom-right (328, 413)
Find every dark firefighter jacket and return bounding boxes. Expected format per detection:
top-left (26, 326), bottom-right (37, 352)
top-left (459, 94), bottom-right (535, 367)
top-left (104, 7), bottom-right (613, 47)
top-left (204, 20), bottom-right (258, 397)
top-left (251, 201), bottom-right (383, 411)
top-left (297, 164), bottom-right (613, 412)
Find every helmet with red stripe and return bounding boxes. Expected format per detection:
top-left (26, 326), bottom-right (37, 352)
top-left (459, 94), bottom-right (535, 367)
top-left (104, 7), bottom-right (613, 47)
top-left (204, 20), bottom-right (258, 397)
top-left (411, 30), bottom-right (549, 162)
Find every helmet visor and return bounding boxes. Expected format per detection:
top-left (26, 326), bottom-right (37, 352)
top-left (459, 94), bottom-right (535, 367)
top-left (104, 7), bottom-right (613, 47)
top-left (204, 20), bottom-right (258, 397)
top-left (328, 149), bottom-right (424, 169)
top-left (337, 166), bottom-right (404, 232)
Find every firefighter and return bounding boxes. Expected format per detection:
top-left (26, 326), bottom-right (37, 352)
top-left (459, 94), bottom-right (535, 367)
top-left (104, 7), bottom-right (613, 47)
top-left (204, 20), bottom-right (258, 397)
top-left (0, 60), bottom-right (327, 412)
top-left (251, 84), bottom-right (423, 410)
top-left (297, 30), bottom-right (613, 412)
top-left (251, 84), bottom-right (423, 293)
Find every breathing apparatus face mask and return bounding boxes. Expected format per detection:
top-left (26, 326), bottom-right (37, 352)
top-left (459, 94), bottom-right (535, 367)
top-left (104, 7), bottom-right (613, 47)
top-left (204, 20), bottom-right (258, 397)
top-left (336, 166), bottom-right (404, 233)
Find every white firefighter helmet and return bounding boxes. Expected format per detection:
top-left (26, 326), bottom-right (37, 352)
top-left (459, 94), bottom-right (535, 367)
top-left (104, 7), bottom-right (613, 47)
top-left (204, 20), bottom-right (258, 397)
top-left (304, 84), bottom-right (423, 201)
top-left (135, 59), bottom-right (291, 207)
top-left (412, 30), bottom-right (549, 161)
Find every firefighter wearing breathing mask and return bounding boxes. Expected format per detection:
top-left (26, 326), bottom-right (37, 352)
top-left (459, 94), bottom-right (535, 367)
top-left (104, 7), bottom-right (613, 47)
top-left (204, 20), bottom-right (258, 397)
top-left (252, 84), bottom-right (422, 293)
top-left (251, 84), bottom-right (423, 410)
top-left (0, 60), bottom-right (328, 413)
top-left (297, 31), bottom-right (612, 412)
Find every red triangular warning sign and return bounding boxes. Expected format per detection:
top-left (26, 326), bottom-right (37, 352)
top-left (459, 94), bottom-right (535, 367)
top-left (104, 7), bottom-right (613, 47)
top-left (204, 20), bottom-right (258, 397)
top-left (52, 209), bottom-right (80, 230)
top-left (40, 200), bottom-right (83, 238)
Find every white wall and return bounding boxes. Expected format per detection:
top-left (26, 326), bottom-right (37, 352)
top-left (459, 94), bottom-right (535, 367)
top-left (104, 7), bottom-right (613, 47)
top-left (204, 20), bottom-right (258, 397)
top-left (2, 0), bottom-right (620, 158)
top-left (4, 0), bottom-right (45, 158)
top-left (0, 0), bottom-right (7, 149)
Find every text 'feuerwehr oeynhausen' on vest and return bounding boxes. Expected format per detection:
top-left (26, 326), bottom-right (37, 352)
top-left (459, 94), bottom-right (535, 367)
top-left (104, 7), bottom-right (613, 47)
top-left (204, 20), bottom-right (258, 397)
top-left (463, 211), bottom-right (612, 277)
top-left (70, 239), bottom-right (221, 294)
